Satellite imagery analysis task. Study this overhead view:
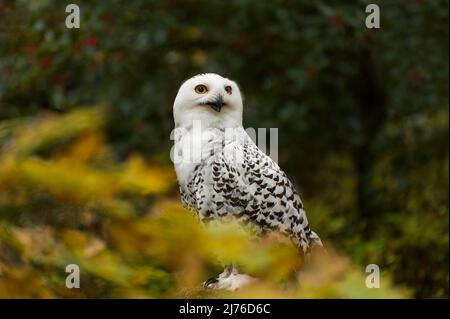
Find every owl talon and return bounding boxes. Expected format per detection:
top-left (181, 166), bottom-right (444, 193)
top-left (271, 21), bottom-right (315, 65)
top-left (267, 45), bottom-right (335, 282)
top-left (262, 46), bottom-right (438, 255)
top-left (202, 267), bottom-right (255, 291)
top-left (203, 277), bottom-right (219, 288)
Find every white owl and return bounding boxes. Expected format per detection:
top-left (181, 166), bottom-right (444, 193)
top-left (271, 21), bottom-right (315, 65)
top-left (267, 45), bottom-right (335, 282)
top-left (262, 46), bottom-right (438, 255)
top-left (172, 73), bottom-right (322, 290)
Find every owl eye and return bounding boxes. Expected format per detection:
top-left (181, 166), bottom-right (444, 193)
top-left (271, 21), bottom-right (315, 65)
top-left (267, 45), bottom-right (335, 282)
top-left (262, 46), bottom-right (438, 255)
top-left (225, 86), bottom-right (232, 95)
top-left (194, 84), bottom-right (208, 94)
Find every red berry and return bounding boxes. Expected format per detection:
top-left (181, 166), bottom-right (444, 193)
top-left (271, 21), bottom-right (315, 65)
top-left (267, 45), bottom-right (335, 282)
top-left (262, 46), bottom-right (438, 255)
top-left (40, 56), bottom-right (53, 69)
top-left (86, 36), bottom-right (98, 47)
top-left (330, 12), bottom-right (343, 28)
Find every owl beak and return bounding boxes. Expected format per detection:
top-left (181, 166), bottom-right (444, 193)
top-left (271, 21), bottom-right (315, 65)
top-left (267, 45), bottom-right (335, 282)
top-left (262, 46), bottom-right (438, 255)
top-left (209, 95), bottom-right (224, 112)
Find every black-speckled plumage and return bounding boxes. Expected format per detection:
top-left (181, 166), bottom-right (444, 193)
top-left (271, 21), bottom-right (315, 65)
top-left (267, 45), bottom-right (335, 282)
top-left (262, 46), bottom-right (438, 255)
top-left (179, 127), bottom-right (322, 255)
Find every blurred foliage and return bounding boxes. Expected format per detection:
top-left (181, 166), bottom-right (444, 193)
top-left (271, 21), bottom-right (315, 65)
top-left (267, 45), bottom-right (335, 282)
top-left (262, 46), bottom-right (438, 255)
top-left (0, 0), bottom-right (448, 298)
top-left (0, 108), bottom-right (408, 298)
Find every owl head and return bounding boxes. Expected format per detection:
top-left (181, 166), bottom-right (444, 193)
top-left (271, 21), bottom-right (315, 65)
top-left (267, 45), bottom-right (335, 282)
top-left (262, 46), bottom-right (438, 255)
top-left (173, 73), bottom-right (243, 128)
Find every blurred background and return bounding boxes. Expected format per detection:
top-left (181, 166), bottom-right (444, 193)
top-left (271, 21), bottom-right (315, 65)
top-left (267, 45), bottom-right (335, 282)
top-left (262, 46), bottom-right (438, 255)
top-left (0, 0), bottom-right (448, 298)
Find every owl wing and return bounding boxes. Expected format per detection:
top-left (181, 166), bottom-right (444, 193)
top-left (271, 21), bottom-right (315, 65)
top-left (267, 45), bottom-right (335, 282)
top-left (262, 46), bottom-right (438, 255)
top-left (208, 137), bottom-right (321, 254)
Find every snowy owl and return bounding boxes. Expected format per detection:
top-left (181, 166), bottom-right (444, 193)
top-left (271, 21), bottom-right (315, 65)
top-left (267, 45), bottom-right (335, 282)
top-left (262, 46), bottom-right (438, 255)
top-left (172, 73), bottom-right (323, 290)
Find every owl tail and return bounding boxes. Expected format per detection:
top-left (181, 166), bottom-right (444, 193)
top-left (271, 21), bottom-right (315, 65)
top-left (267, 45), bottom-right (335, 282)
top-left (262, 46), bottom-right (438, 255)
top-left (304, 227), bottom-right (326, 264)
top-left (307, 230), bottom-right (323, 248)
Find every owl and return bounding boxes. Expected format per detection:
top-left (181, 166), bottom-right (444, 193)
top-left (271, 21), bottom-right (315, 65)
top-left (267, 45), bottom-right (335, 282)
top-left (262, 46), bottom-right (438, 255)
top-left (172, 73), bottom-right (322, 290)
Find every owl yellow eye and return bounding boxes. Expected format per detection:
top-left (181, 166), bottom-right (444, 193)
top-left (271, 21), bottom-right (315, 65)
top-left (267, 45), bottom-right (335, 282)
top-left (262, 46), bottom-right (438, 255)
top-left (194, 84), bottom-right (208, 94)
top-left (225, 86), bottom-right (232, 95)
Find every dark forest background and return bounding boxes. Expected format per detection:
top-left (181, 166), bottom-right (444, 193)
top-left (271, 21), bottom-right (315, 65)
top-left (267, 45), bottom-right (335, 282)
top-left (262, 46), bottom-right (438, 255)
top-left (0, 0), bottom-right (448, 298)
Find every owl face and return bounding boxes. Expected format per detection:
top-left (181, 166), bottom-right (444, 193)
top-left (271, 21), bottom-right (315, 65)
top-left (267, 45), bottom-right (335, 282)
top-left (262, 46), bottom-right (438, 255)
top-left (173, 73), bottom-right (243, 128)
